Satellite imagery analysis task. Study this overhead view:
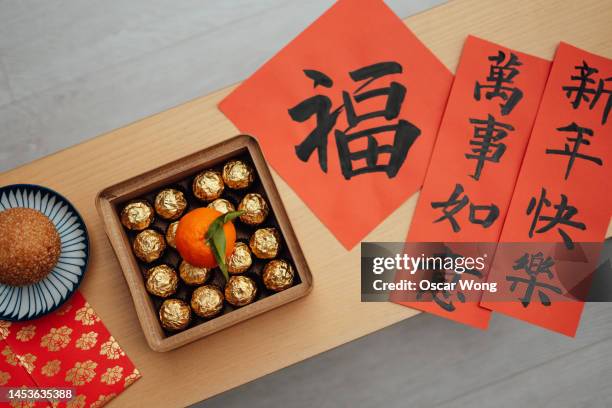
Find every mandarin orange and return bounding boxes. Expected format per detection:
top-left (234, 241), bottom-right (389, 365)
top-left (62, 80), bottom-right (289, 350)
top-left (175, 207), bottom-right (236, 268)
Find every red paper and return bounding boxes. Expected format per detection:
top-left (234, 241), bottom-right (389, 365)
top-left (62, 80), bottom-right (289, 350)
top-left (393, 36), bottom-right (550, 328)
top-left (0, 292), bottom-right (141, 407)
top-left (0, 341), bottom-right (48, 407)
top-left (219, 0), bottom-right (452, 249)
top-left (481, 43), bottom-right (612, 336)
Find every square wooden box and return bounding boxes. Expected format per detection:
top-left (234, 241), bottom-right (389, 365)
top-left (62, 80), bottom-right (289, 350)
top-left (96, 135), bottom-right (313, 352)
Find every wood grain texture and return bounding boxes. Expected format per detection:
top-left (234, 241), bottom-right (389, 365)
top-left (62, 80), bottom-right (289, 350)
top-left (1, 0), bottom-right (611, 406)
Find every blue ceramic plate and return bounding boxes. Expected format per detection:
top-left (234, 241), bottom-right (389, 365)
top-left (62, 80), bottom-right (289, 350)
top-left (0, 184), bottom-right (89, 321)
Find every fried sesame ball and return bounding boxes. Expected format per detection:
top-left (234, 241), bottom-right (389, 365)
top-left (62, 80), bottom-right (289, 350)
top-left (0, 208), bottom-right (61, 286)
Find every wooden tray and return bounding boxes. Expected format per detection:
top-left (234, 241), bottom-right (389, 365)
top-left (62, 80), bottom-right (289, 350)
top-left (96, 135), bottom-right (313, 351)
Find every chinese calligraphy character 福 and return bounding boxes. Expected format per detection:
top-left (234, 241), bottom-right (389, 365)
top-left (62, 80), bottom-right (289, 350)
top-left (289, 62), bottom-right (421, 180)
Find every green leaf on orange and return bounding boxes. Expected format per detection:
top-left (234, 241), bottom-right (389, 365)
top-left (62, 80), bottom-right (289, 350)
top-left (205, 210), bottom-right (244, 281)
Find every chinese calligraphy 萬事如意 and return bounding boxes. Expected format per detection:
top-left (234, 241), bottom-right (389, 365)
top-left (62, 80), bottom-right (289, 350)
top-left (392, 36), bottom-right (550, 329)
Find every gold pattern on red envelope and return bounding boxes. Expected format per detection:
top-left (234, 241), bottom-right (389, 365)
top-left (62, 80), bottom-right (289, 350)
top-left (74, 304), bottom-right (100, 326)
top-left (0, 321), bottom-right (10, 339)
top-left (15, 326), bottom-right (36, 342)
top-left (99, 337), bottom-right (124, 360)
top-left (75, 332), bottom-right (98, 351)
top-left (65, 361), bottom-right (97, 386)
top-left (66, 395), bottom-right (86, 408)
top-left (0, 292), bottom-right (141, 407)
top-left (40, 326), bottom-right (73, 351)
top-left (41, 360), bottom-right (61, 377)
top-left (100, 366), bottom-right (123, 385)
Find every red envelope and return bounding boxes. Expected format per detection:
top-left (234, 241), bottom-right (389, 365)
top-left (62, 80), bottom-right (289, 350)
top-left (481, 43), bottom-right (612, 336)
top-left (0, 341), bottom-right (48, 407)
top-left (0, 292), bottom-right (141, 407)
top-left (393, 36), bottom-right (550, 329)
top-left (219, 0), bottom-right (452, 249)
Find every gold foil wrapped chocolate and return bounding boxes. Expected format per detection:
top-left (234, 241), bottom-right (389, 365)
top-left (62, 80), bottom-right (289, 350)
top-left (262, 259), bottom-right (294, 292)
top-left (191, 285), bottom-right (224, 318)
top-left (193, 170), bottom-right (224, 201)
top-left (224, 275), bottom-right (257, 307)
top-left (249, 228), bottom-right (280, 259)
top-left (154, 188), bottom-right (187, 220)
top-left (159, 299), bottom-right (191, 331)
top-left (133, 229), bottom-right (166, 263)
top-left (179, 261), bottom-right (210, 286)
top-left (238, 193), bottom-right (269, 225)
top-left (165, 221), bottom-right (179, 249)
top-left (145, 264), bottom-right (178, 297)
top-left (207, 198), bottom-right (236, 215)
top-left (222, 160), bottom-right (254, 189)
top-left (227, 242), bottom-right (252, 274)
top-left (121, 200), bottom-right (154, 231)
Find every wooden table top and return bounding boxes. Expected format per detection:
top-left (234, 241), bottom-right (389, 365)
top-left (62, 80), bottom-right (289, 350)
top-left (2, 0), bottom-right (611, 406)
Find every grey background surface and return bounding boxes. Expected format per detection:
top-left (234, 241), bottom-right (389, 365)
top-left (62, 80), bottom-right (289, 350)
top-left (0, 0), bottom-right (443, 172)
top-left (1, 1), bottom-right (610, 407)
